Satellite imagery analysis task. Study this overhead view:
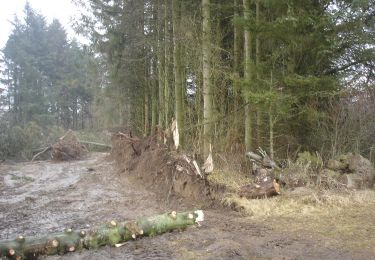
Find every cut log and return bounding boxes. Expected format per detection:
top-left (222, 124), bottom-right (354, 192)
top-left (0, 210), bottom-right (204, 259)
top-left (238, 179), bottom-right (280, 199)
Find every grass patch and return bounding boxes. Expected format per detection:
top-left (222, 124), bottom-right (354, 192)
top-left (207, 169), bottom-right (250, 191)
top-left (10, 174), bottom-right (34, 182)
top-left (223, 188), bottom-right (375, 252)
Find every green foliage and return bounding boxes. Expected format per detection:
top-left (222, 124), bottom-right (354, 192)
top-left (0, 122), bottom-right (43, 160)
top-left (1, 0), bottom-right (371, 161)
top-left (0, 120), bottom-right (74, 160)
top-left (75, 130), bottom-right (111, 146)
top-left (0, 3), bottom-right (100, 131)
top-left (297, 151), bottom-right (323, 170)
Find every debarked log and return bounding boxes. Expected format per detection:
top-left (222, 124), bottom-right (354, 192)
top-left (0, 210), bottom-right (204, 259)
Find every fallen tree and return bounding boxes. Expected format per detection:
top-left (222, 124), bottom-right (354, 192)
top-left (238, 179), bottom-right (281, 199)
top-left (80, 141), bottom-right (111, 150)
top-left (0, 210), bottom-right (204, 259)
top-left (51, 130), bottom-right (87, 161)
top-left (32, 130), bottom-right (111, 161)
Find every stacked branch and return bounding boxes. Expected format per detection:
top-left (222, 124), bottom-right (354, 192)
top-left (32, 130), bottom-right (91, 161)
top-left (51, 130), bottom-right (87, 161)
top-left (246, 148), bottom-right (279, 170)
top-left (0, 210), bottom-right (204, 259)
top-left (239, 148), bottom-right (281, 199)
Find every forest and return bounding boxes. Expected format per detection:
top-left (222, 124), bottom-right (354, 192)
top-left (0, 1), bottom-right (375, 259)
top-left (1, 0), bottom-right (374, 161)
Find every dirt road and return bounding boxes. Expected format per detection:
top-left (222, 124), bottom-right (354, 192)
top-left (0, 154), bottom-right (371, 259)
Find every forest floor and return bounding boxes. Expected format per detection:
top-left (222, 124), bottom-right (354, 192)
top-left (0, 153), bottom-right (374, 259)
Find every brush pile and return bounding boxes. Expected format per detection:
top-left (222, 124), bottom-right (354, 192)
top-left (238, 148), bottom-right (281, 199)
top-left (32, 130), bottom-right (87, 161)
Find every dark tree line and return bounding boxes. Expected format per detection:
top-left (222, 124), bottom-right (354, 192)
top-left (0, 3), bottom-right (100, 130)
top-left (1, 0), bottom-right (374, 161)
top-left (72, 0), bottom-right (374, 159)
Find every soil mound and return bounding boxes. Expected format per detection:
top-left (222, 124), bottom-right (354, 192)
top-left (110, 132), bottom-right (210, 207)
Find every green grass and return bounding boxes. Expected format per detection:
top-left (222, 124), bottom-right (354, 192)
top-left (10, 174), bottom-right (34, 182)
top-left (207, 169), bottom-right (250, 191)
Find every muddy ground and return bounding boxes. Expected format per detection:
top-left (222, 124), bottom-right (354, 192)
top-left (0, 153), bottom-right (373, 259)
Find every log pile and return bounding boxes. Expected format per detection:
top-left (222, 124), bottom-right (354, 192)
top-left (0, 210), bottom-right (204, 259)
top-left (238, 148), bottom-right (281, 199)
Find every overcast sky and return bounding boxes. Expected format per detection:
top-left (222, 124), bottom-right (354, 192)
top-left (0, 0), bottom-right (82, 49)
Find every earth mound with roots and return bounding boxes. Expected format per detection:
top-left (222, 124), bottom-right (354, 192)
top-left (51, 130), bottom-right (88, 161)
top-left (110, 132), bottom-right (211, 207)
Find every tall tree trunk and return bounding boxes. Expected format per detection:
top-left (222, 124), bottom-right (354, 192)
top-left (255, 0), bottom-right (262, 148)
top-left (164, 0), bottom-right (172, 127)
top-left (157, 0), bottom-right (165, 128)
top-left (151, 4), bottom-right (158, 134)
top-left (144, 86), bottom-right (149, 137)
top-left (233, 0), bottom-right (241, 137)
top-left (233, 0), bottom-right (241, 76)
top-left (172, 0), bottom-right (184, 147)
top-left (72, 98), bottom-right (78, 130)
top-left (151, 79), bottom-right (158, 134)
top-left (202, 0), bottom-right (213, 157)
top-left (269, 71), bottom-right (274, 160)
top-left (243, 0), bottom-right (253, 151)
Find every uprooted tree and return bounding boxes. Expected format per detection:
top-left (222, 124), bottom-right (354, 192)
top-left (32, 130), bottom-right (89, 161)
top-left (0, 210), bottom-right (204, 259)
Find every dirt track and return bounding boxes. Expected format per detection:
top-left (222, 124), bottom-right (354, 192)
top-left (0, 153), bottom-right (372, 259)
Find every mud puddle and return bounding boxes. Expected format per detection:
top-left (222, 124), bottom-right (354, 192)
top-left (0, 154), bottom-right (371, 259)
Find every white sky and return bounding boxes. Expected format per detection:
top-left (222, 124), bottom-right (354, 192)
top-left (0, 0), bottom-right (82, 49)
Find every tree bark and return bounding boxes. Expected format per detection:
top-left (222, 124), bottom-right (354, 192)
top-left (202, 0), bottom-right (213, 157)
top-left (243, 0), bottom-right (253, 151)
top-left (255, 0), bottom-right (262, 148)
top-left (269, 71), bottom-right (274, 160)
top-left (0, 210), bottom-right (204, 259)
top-left (151, 63), bottom-right (158, 134)
top-left (238, 180), bottom-right (280, 199)
top-left (144, 86), bottom-right (150, 137)
top-left (157, 0), bottom-right (165, 128)
top-left (164, 0), bottom-right (172, 127)
top-left (172, 0), bottom-right (184, 147)
top-left (233, 0), bottom-right (241, 110)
